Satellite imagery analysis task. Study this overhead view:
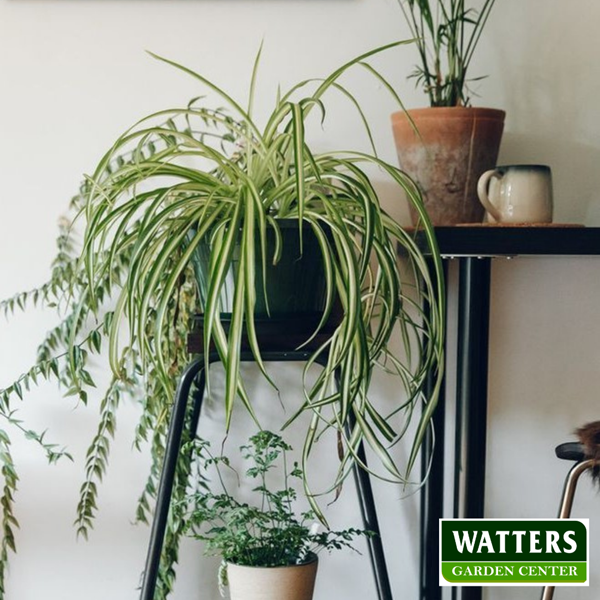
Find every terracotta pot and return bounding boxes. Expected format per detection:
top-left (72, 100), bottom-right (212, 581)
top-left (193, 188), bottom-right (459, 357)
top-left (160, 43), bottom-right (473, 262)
top-left (227, 555), bottom-right (318, 600)
top-left (391, 107), bottom-right (506, 226)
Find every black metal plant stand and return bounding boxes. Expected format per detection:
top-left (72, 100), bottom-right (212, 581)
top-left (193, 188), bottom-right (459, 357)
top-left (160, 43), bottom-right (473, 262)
top-left (139, 338), bottom-right (394, 600)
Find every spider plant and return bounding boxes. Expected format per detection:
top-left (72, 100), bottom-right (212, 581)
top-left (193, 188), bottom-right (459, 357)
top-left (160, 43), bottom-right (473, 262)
top-left (80, 41), bottom-right (445, 494)
top-left (398, 0), bottom-right (497, 106)
top-left (0, 42), bottom-right (444, 597)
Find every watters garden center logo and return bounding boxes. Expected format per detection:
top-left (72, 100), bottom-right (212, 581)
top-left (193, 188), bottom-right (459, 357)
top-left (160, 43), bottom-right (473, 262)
top-left (440, 519), bottom-right (589, 586)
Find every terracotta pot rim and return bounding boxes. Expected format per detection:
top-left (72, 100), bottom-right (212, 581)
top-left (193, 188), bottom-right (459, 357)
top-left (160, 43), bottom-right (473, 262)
top-left (227, 553), bottom-right (319, 570)
top-left (391, 107), bottom-right (505, 122)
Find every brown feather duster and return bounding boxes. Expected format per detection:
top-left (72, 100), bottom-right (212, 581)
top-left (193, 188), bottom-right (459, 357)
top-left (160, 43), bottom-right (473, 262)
top-left (576, 421), bottom-right (600, 483)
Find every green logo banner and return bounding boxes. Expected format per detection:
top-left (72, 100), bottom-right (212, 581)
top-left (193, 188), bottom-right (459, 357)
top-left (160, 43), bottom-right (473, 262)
top-left (439, 519), bottom-right (589, 586)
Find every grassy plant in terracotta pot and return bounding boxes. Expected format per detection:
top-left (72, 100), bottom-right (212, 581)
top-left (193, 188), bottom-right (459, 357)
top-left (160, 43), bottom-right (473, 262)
top-left (0, 42), bottom-right (445, 597)
top-left (391, 0), bottom-right (505, 225)
top-left (181, 431), bottom-right (368, 600)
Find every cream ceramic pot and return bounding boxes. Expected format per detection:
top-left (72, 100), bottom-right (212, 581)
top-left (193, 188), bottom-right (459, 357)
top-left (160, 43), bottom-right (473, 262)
top-left (477, 164), bottom-right (553, 223)
top-left (226, 555), bottom-right (318, 600)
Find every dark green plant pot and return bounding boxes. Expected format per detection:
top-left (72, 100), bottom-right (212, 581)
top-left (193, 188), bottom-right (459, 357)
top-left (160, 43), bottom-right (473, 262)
top-left (191, 220), bottom-right (337, 335)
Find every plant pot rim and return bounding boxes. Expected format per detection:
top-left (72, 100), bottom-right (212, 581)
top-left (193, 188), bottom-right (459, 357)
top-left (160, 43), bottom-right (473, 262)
top-left (261, 218), bottom-right (321, 229)
top-left (227, 552), bottom-right (319, 570)
top-left (202, 219), bottom-right (322, 231)
top-left (391, 106), bottom-right (505, 122)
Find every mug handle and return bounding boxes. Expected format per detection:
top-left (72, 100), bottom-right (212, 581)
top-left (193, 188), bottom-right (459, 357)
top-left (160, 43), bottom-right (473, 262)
top-left (477, 169), bottom-right (503, 222)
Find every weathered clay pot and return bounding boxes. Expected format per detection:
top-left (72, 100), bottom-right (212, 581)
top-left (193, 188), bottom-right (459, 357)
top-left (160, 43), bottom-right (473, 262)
top-left (227, 555), bottom-right (318, 600)
top-left (391, 107), bottom-right (505, 225)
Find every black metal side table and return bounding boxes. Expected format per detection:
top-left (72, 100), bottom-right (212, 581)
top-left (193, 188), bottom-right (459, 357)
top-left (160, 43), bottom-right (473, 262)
top-left (139, 324), bottom-right (394, 600)
top-left (416, 225), bottom-right (600, 600)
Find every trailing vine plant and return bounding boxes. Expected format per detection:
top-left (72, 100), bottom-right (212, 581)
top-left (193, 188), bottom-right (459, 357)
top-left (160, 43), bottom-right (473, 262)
top-left (0, 141), bottom-right (199, 597)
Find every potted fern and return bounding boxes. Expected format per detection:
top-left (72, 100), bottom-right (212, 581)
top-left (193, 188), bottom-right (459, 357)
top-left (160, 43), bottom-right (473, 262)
top-left (181, 431), bottom-right (368, 600)
top-left (0, 43), bottom-right (444, 596)
top-left (391, 0), bottom-right (505, 225)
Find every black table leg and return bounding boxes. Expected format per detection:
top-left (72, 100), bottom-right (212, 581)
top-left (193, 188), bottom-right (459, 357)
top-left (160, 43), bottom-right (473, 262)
top-left (420, 391), bottom-right (446, 600)
top-left (455, 257), bottom-right (492, 600)
top-left (420, 259), bottom-right (448, 600)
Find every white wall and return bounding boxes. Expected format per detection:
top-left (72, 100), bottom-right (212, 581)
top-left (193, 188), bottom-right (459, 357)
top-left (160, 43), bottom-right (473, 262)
top-left (1, 0), bottom-right (600, 599)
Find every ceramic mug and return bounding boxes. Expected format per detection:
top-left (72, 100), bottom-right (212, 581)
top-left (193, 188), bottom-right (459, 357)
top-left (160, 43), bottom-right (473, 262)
top-left (477, 164), bottom-right (553, 223)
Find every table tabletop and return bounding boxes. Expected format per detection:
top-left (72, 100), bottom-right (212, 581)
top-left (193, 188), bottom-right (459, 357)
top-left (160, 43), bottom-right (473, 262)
top-left (414, 225), bottom-right (600, 257)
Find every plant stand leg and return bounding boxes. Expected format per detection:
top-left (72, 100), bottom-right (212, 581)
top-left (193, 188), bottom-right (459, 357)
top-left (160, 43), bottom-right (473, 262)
top-left (139, 349), bottom-right (394, 600)
top-left (139, 357), bottom-right (205, 600)
top-left (346, 416), bottom-right (393, 600)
